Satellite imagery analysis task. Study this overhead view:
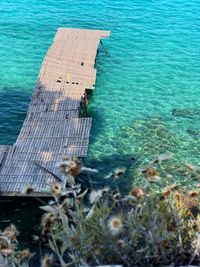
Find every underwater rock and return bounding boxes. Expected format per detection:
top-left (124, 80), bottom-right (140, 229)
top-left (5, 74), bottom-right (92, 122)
top-left (114, 118), bottom-right (178, 158)
top-left (172, 108), bottom-right (200, 118)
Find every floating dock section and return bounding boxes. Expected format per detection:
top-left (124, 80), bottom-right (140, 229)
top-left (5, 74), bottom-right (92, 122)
top-left (0, 28), bottom-right (110, 195)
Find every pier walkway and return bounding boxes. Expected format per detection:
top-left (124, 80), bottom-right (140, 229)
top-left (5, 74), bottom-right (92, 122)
top-left (0, 28), bottom-right (110, 196)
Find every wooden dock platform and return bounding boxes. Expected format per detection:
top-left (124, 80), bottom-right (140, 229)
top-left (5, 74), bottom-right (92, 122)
top-left (0, 28), bottom-right (110, 196)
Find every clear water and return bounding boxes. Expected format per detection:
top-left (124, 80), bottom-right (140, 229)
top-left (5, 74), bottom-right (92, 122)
top-left (0, 0), bottom-right (200, 169)
top-left (1, 0), bottom-right (200, 248)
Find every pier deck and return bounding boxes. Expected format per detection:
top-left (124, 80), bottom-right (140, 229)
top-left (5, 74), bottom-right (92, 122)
top-left (0, 28), bottom-right (110, 196)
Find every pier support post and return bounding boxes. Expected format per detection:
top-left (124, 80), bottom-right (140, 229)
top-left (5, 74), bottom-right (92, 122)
top-left (100, 40), bottom-right (108, 54)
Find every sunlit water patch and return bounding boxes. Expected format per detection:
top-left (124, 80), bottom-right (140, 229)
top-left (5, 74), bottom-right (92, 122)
top-left (0, 0), bottom-right (200, 177)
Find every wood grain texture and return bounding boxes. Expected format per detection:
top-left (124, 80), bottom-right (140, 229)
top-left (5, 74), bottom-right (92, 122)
top-left (0, 28), bottom-right (110, 195)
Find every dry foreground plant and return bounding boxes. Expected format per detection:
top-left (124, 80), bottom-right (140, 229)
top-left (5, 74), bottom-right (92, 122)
top-left (1, 155), bottom-right (200, 267)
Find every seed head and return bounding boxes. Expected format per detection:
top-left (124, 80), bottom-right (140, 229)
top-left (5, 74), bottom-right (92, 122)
top-left (0, 248), bottom-right (13, 256)
top-left (16, 249), bottom-right (34, 263)
top-left (3, 224), bottom-right (19, 241)
top-left (141, 166), bottom-right (158, 177)
top-left (108, 216), bottom-right (123, 236)
top-left (185, 163), bottom-right (196, 171)
top-left (114, 167), bottom-right (126, 177)
top-left (129, 187), bottom-right (145, 200)
top-left (23, 186), bottom-right (34, 195)
top-left (188, 190), bottom-right (199, 197)
top-left (41, 255), bottom-right (53, 267)
top-left (51, 182), bottom-right (62, 197)
top-left (41, 213), bottom-right (56, 233)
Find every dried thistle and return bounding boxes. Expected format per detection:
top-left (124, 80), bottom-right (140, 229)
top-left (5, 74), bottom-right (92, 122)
top-left (162, 188), bottom-right (171, 198)
top-left (0, 248), bottom-right (13, 256)
top-left (41, 254), bottom-right (53, 267)
top-left (129, 187), bottom-right (145, 200)
top-left (51, 182), bottom-right (62, 198)
top-left (41, 213), bottom-right (56, 233)
top-left (16, 249), bottom-right (34, 263)
top-left (2, 224), bottom-right (19, 241)
top-left (141, 166), bottom-right (158, 177)
top-left (114, 167), bottom-right (126, 177)
top-left (23, 185), bottom-right (34, 195)
top-left (57, 156), bottom-right (82, 177)
top-left (188, 190), bottom-right (199, 197)
top-left (185, 163), bottom-right (196, 171)
top-left (108, 216), bottom-right (123, 236)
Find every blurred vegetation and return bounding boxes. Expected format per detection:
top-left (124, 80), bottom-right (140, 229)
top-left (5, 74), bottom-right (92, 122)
top-left (1, 155), bottom-right (200, 267)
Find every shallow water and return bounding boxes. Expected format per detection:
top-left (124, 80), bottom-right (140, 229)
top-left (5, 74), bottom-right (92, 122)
top-left (0, 1), bottom-right (200, 177)
top-left (0, 0), bottom-right (200, 250)
top-left (1, 0), bottom-right (200, 167)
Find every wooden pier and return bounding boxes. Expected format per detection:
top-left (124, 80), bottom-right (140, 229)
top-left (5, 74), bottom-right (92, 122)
top-left (0, 28), bottom-right (110, 196)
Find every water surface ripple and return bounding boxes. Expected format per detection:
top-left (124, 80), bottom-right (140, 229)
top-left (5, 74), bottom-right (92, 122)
top-left (0, 0), bottom-right (200, 167)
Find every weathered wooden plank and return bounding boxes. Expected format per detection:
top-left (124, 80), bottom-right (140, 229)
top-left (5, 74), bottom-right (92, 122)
top-left (39, 62), bottom-right (97, 88)
top-left (0, 146), bottom-right (10, 166)
top-left (28, 102), bottom-right (80, 113)
top-left (16, 118), bottom-right (92, 140)
top-left (25, 110), bottom-right (79, 121)
top-left (31, 90), bottom-right (85, 104)
top-left (0, 27), bottom-right (110, 195)
top-left (54, 28), bottom-right (110, 42)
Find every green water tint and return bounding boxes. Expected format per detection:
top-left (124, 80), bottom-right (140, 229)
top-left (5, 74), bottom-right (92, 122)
top-left (1, 0), bottom-right (200, 251)
top-left (87, 116), bottom-right (200, 190)
top-left (115, 118), bottom-right (177, 156)
top-left (1, 0), bottom-right (200, 166)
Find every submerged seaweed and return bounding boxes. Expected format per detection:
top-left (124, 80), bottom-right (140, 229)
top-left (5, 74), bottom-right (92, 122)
top-left (113, 118), bottom-right (178, 157)
top-left (172, 108), bottom-right (200, 118)
top-left (106, 117), bottom-right (200, 189)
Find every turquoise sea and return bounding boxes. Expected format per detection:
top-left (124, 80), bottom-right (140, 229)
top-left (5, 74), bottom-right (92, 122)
top-left (0, 0), bottom-right (200, 172)
top-left (0, 0), bottom-right (200, 248)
